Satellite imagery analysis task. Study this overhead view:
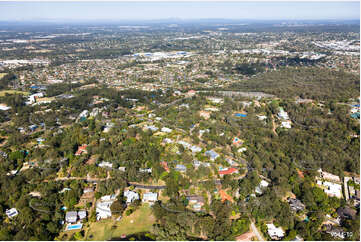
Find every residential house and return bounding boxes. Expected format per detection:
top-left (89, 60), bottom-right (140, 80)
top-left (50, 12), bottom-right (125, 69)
top-left (75, 144), bottom-right (88, 156)
top-left (96, 195), bottom-right (116, 220)
top-left (163, 138), bottom-right (174, 144)
top-left (218, 167), bottom-right (238, 176)
top-left (161, 127), bottom-right (172, 133)
top-left (65, 211), bottom-right (78, 223)
top-left (207, 97), bottom-right (223, 104)
top-left (124, 190), bottom-right (140, 203)
top-left (144, 125), bottom-right (158, 132)
top-left (266, 223), bottom-right (285, 240)
top-left (98, 161), bottom-right (113, 169)
top-left (287, 198), bottom-right (305, 212)
top-left (257, 115), bottom-right (267, 121)
top-left (226, 158), bottom-right (238, 166)
top-left (79, 188), bottom-right (94, 204)
top-left (142, 192), bottom-right (158, 204)
top-left (318, 169), bottom-right (341, 182)
top-left (317, 180), bottom-right (343, 198)
top-left (96, 201), bottom-right (113, 220)
top-left (0, 103), bottom-right (11, 111)
top-left (255, 180), bottom-right (269, 194)
top-left (205, 150), bottom-right (220, 161)
top-left (103, 122), bottom-right (114, 133)
top-left (186, 195), bottom-right (205, 211)
top-left (337, 207), bottom-right (357, 220)
top-left (281, 120), bottom-right (292, 129)
top-left (175, 164), bottom-right (187, 172)
top-left (199, 111), bottom-right (211, 119)
top-left (139, 168), bottom-right (152, 173)
top-left (160, 161), bottom-right (170, 172)
top-left (78, 210), bottom-right (87, 220)
top-left (5, 208), bottom-right (18, 218)
top-left (278, 107), bottom-right (289, 120)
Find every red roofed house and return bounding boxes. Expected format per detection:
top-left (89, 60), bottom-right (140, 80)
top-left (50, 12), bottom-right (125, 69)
top-left (160, 161), bottom-right (170, 172)
top-left (75, 144), bottom-right (88, 156)
top-left (187, 90), bottom-right (196, 97)
top-left (219, 189), bottom-right (234, 203)
top-left (219, 167), bottom-right (238, 176)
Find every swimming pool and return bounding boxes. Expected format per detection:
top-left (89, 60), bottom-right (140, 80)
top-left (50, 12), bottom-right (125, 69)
top-left (235, 113), bottom-right (247, 117)
top-left (66, 224), bottom-right (82, 231)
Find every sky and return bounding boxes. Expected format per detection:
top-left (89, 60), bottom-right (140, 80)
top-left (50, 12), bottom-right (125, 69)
top-left (0, 1), bottom-right (359, 21)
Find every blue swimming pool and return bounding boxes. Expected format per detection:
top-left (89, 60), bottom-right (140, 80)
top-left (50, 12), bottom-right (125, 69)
top-left (235, 113), bottom-right (247, 117)
top-left (66, 224), bottom-right (82, 231)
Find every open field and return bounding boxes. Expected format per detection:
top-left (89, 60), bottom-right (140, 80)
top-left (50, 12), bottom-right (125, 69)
top-left (0, 90), bottom-right (29, 97)
top-left (0, 73), bottom-right (7, 79)
top-left (85, 203), bottom-right (155, 240)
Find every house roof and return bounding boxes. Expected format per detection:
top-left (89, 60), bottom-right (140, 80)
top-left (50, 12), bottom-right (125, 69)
top-left (219, 167), bottom-right (238, 175)
top-left (143, 192), bottom-right (158, 201)
top-left (219, 190), bottom-right (234, 203)
top-left (186, 195), bottom-right (205, 203)
top-left (75, 144), bottom-right (88, 155)
top-left (337, 207), bottom-right (357, 220)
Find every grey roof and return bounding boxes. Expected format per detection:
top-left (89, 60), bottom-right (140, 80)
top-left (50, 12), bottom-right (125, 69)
top-left (78, 210), bottom-right (87, 219)
top-left (337, 207), bottom-right (357, 220)
top-left (65, 211), bottom-right (77, 223)
top-left (205, 150), bottom-right (219, 160)
top-left (175, 164), bottom-right (186, 172)
top-left (186, 195), bottom-right (205, 203)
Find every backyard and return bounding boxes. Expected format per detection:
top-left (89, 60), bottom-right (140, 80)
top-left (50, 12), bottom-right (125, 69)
top-left (85, 203), bottom-right (156, 240)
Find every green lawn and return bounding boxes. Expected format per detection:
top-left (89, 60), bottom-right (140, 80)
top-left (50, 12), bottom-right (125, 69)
top-left (0, 90), bottom-right (29, 97)
top-left (85, 203), bottom-right (156, 240)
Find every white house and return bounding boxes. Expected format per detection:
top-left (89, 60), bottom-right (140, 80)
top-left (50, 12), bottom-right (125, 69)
top-left (281, 120), bottom-right (292, 129)
top-left (0, 103), bottom-right (11, 111)
top-left (27, 92), bottom-right (44, 105)
top-left (65, 211), bottom-right (77, 223)
top-left (144, 125), bottom-right (158, 132)
top-left (267, 223), bottom-right (285, 240)
top-left (5, 208), bottom-right (18, 218)
top-left (142, 192), bottom-right (158, 203)
top-left (139, 168), bottom-right (152, 173)
top-left (124, 190), bottom-right (140, 203)
top-left (98, 161), bottom-right (113, 169)
top-left (278, 107), bottom-right (289, 120)
top-left (96, 201), bottom-right (114, 220)
top-left (161, 127), bottom-right (172, 133)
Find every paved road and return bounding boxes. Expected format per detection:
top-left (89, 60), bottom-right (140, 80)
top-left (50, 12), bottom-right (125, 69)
top-left (127, 182), bottom-right (166, 190)
top-left (250, 221), bottom-right (265, 241)
top-left (197, 90), bottom-right (275, 98)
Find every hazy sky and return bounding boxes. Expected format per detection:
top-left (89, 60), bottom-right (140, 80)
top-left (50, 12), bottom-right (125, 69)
top-left (0, 1), bottom-right (359, 21)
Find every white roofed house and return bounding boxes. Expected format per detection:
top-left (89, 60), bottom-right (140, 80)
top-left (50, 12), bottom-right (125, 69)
top-left (98, 161), bottom-right (113, 169)
top-left (5, 208), bottom-right (18, 219)
top-left (205, 150), bottom-right (220, 161)
top-left (124, 190), bottom-right (140, 204)
top-left (65, 211), bottom-right (78, 223)
top-left (142, 192), bottom-right (158, 204)
top-left (96, 194), bottom-right (116, 220)
top-left (161, 127), bottom-right (172, 133)
top-left (78, 210), bottom-right (87, 220)
top-left (266, 223), bottom-right (285, 240)
top-left (278, 107), bottom-right (289, 120)
top-left (139, 168), bottom-right (152, 173)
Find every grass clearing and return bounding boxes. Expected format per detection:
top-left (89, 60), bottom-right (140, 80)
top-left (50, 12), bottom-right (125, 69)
top-left (0, 90), bottom-right (29, 97)
top-left (0, 73), bottom-right (7, 79)
top-left (85, 203), bottom-right (155, 240)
